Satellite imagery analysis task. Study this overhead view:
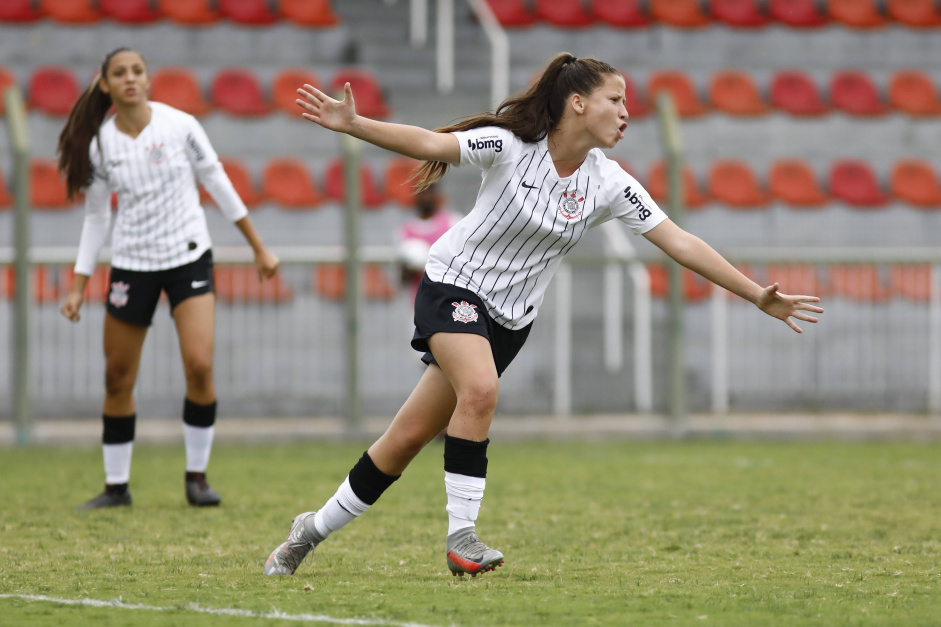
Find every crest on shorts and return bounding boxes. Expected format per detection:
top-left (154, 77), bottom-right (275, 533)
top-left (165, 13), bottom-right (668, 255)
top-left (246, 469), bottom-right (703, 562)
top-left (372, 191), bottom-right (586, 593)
top-left (109, 281), bottom-right (130, 308)
top-left (451, 301), bottom-right (478, 323)
top-left (146, 143), bottom-right (166, 165)
top-left (557, 190), bottom-right (585, 220)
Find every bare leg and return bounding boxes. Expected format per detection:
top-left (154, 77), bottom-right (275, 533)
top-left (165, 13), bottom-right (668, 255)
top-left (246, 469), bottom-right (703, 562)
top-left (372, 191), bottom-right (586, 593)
top-left (102, 313), bottom-right (148, 416)
top-left (172, 292), bottom-right (216, 404)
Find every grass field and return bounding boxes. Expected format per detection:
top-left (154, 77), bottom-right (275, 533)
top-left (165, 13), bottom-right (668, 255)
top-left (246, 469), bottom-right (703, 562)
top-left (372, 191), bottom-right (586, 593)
top-left (1, 439), bottom-right (939, 626)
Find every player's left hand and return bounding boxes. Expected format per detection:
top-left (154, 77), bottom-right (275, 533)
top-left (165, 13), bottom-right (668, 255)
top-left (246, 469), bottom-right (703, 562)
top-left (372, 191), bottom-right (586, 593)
top-left (755, 283), bottom-right (823, 333)
top-left (254, 248), bottom-right (280, 281)
top-left (296, 82), bottom-right (356, 133)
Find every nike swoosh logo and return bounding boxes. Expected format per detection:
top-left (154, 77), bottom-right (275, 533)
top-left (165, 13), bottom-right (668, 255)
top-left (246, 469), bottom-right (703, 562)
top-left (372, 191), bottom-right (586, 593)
top-left (521, 181), bottom-right (537, 189)
top-left (191, 280), bottom-right (209, 289)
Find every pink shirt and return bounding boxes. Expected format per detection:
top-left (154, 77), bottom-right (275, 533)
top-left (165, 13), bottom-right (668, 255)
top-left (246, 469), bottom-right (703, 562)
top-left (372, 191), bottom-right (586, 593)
top-left (398, 210), bottom-right (461, 249)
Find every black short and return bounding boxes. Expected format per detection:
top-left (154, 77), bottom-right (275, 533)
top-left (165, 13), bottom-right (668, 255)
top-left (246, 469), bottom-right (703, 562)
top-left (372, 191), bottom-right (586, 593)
top-left (410, 274), bottom-right (532, 377)
top-left (106, 250), bottom-right (214, 326)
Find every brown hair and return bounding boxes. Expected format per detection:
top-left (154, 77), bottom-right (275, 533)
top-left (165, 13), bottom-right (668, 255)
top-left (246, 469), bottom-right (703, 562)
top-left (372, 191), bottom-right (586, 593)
top-left (412, 52), bottom-right (619, 191)
top-left (57, 47), bottom-right (141, 199)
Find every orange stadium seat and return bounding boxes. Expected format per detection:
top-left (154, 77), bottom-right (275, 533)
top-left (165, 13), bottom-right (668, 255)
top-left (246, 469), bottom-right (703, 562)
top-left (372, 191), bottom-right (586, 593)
top-left (535, 0), bottom-right (594, 26)
top-left (0, 67), bottom-right (17, 116)
top-left (647, 264), bottom-right (713, 301)
top-left (711, 0), bottom-right (768, 26)
top-left (262, 158), bottom-right (322, 208)
top-left (827, 0), bottom-right (885, 27)
top-left (765, 264), bottom-right (823, 295)
top-left (29, 66), bottom-right (80, 116)
top-left (30, 159), bottom-right (71, 209)
top-left (889, 70), bottom-right (941, 116)
top-left (0, 0), bottom-right (42, 21)
top-left (621, 72), bottom-right (649, 118)
top-left (158, 0), bottom-right (218, 24)
top-left (272, 68), bottom-right (321, 116)
top-left (830, 71), bottom-right (885, 116)
top-left (41, 0), bottom-right (100, 23)
top-left (150, 67), bottom-right (210, 116)
top-left (211, 68), bottom-right (268, 116)
top-left (594, 0), bottom-right (650, 26)
top-left (891, 160), bottom-right (941, 207)
top-left (315, 264), bottom-right (396, 301)
top-left (647, 161), bottom-right (707, 208)
top-left (485, 0), bottom-right (536, 26)
top-left (280, 0), bottom-right (339, 26)
top-left (647, 70), bottom-right (707, 116)
top-left (709, 70), bottom-right (768, 116)
top-left (100, 0), bottom-right (160, 23)
top-left (769, 159), bottom-right (828, 207)
top-left (329, 69), bottom-right (390, 119)
top-left (324, 158), bottom-right (385, 208)
top-left (214, 265), bottom-right (295, 303)
top-left (829, 265), bottom-right (889, 301)
top-left (650, 0), bottom-right (711, 27)
top-left (770, 70), bottom-right (827, 116)
top-left (384, 157), bottom-right (422, 207)
top-left (708, 160), bottom-right (769, 208)
top-left (0, 169), bottom-right (12, 208)
top-left (887, 0), bottom-right (941, 26)
top-left (768, 0), bottom-right (828, 26)
top-left (201, 158), bottom-right (261, 207)
top-left (890, 265), bottom-right (932, 301)
top-left (829, 160), bottom-right (887, 207)
top-left (218, 0), bottom-right (277, 24)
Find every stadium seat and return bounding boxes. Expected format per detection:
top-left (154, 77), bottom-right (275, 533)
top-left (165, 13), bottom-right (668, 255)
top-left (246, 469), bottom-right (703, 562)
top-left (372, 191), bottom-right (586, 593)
top-left (0, 67), bottom-right (17, 116)
top-left (384, 157), bottom-right (422, 207)
top-left (770, 70), bottom-right (827, 116)
top-left (769, 159), bottom-right (828, 207)
top-left (0, 169), bottom-right (12, 208)
top-left (621, 72), bottom-right (649, 118)
top-left (827, 0), bottom-right (885, 27)
top-left (201, 158), bottom-right (261, 207)
top-left (100, 0), bottom-right (160, 23)
top-left (887, 0), bottom-right (941, 26)
top-left (768, 0), bottom-right (828, 26)
top-left (30, 159), bottom-right (71, 209)
top-left (29, 66), bottom-right (80, 116)
top-left (709, 70), bottom-right (768, 116)
top-left (594, 0), bottom-right (650, 26)
top-left (329, 69), bottom-right (390, 119)
top-left (889, 70), bottom-right (941, 116)
top-left (40, 0), bottom-right (100, 23)
top-left (890, 265), bottom-right (932, 301)
top-left (272, 68), bottom-right (321, 116)
top-left (218, 0), bottom-right (276, 24)
top-left (211, 68), bottom-right (268, 116)
top-left (0, 0), bottom-right (42, 22)
top-left (891, 160), bottom-right (941, 207)
top-left (647, 264), bottom-right (713, 301)
top-left (765, 264), bottom-right (823, 295)
top-left (214, 265), bottom-right (295, 303)
top-left (651, 0), bottom-right (710, 26)
top-left (262, 158), bottom-right (322, 208)
top-left (535, 0), bottom-right (594, 26)
top-left (484, 0), bottom-right (536, 26)
top-left (647, 161), bottom-right (707, 208)
top-left (829, 265), bottom-right (889, 301)
top-left (314, 264), bottom-right (396, 301)
top-left (279, 0), bottom-right (339, 26)
top-left (829, 160), bottom-right (887, 207)
top-left (150, 67), bottom-right (210, 116)
top-left (711, 0), bottom-right (768, 26)
top-left (830, 71), bottom-right (885, 116)
top-left (324, 158), bottom-right (385, 208)
top-left (158, 0), bottom-right (218, 24)
top-left (646, 70), bottom-right (707, 116)
top-left (708, 160), bottom-right (769, 208)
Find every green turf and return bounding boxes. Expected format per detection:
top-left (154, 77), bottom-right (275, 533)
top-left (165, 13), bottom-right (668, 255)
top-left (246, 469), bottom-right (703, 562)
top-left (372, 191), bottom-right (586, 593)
top-left (1, 440), bottom-right (939, 626)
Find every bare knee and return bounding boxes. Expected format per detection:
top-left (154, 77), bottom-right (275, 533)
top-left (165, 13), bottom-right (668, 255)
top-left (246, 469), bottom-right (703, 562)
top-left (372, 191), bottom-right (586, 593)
top-left (104, 361), bottom-right (136, 398)
top-left (183, 354), bottom-right (214, 389)
top-left (456, 378), bottom-right (499, 418)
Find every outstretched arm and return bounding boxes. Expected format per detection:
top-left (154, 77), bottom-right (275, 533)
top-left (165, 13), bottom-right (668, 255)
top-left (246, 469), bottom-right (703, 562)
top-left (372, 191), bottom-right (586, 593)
top-left (296, 83), bottom-right (461, 164)
top-left (643, 219), bottom-right (823, 333)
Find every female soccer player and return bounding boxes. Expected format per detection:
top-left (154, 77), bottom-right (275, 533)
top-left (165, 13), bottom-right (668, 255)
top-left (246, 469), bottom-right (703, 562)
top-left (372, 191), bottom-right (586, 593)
top-left (264, 53), bottom-right (823, 577)
top-left (58, 48), bottom-right (280, 509)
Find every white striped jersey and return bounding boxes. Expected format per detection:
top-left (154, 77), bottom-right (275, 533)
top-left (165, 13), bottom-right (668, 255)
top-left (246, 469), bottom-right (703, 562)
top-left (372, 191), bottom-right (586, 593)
top-left (74, 101), bottom-right (248, 276)
top-left (424, 126), bottom-right (667, 330)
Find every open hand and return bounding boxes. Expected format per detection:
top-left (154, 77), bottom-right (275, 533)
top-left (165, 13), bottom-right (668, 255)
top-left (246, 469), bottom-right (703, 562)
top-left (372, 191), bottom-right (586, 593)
top-left (755, 283), bottom-right (823, 333)
top-left (296, 82), bottom-right (356, 133)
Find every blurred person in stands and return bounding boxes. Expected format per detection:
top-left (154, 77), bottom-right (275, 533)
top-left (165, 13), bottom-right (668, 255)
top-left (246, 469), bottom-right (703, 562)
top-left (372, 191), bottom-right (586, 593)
top-left (397, 182), bottom-right (461, 299)
top-left (264, 52), bottom-right (823, 578)
top-left (58, 48), bottom-right (280, 509)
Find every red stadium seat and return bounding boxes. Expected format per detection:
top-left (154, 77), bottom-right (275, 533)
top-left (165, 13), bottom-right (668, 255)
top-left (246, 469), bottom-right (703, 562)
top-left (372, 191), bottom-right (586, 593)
top-left (621, 72), bottom-right (649, 118)
top-left (30, 159), bottom-right (71, 209)
top-left (329, 69), bottom-right (390, 119)
top-left (0, 169), bottom-right (12, 208)
top-left (314, 264), bottom-right (396, 301)
top-left (594, 0), bottom-right (650, 26)
top-left (29, 66), bottom-right (80, 116)
top-left (768, 0), bottom-right (828, 26)
top-left (711, 0), bottom-right (768, 26)
top-left (384, 157), bottom-right (422, 207)
top-left (829, 160), bottom-right (887, 207)
top-left (214, 265), bottom-right (295, 303)
top-left (324, 158), bottom-right (385, 208)
top-left (100, 0), bottom-right (160, 23)
top-left (0, 67), bottom-right (17, 116)
top-left (218, 0), bottom-right (276, 24)
top-left (647, 70), bottom-right (707, 116)
top-left (262, 158), bottom-right (322, 208)
top-left (202, 158), bottom-right (261, 207)
top-left (280, 0), bottom-right (339, 26)
top-left (648, 161), bottom-right (708, 208)
top-left (709, 70), bottom-right (768, 116)
top-left (891, 160), bottom-right (941, 207)
top-left (766, 264), bottom-right (823, 295)
top-left (650, 0), bottom-right (711, 27)
top-left (484, 0), bottom-right (536, 26)
top-left (535, 0), bottom-right (594, 26)
top-left (211, 68), bottom-right (268, 116)
top-left (40, 0), bottom-right (100, 23)
top-left (827, 0), bottom-right (885, 27)
top-left (887, 0), bottom-right (941, 26)
top-left (769, 159), bottom-right (828, 207)
top-left (829, 265), bottom-right (889, 301)
top-left (770, 70), bottom-right (828, 116)
top-left (889, 70), bottom-right (941, 116)
top-left (272, 68), bottom-right (321, 116)
top-left (158, 0), bottom-right (218, 24)
top-left (830, 71), bottom-right (885, 116)
top-left (890, 265), bottom-right (932, 301)
top-left (708, 160), bottom-right (769, 208)
top-left (647, 264), bottom-right (713, 301)
top-left (0, 0), bottom-right (42, 21)
top-left (150, 67), bottom-right (210, 116)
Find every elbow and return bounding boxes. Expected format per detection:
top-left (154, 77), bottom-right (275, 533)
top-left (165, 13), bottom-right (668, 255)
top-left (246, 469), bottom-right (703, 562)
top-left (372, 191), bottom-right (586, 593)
top-left (664, 232), bottom-right (701, 266)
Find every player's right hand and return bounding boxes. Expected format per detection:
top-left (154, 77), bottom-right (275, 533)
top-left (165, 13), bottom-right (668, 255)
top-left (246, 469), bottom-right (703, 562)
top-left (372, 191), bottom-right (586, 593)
top-left (61, 292), bottom-right (84, 322)
top-left (296, 82), bottom-right (356, 133)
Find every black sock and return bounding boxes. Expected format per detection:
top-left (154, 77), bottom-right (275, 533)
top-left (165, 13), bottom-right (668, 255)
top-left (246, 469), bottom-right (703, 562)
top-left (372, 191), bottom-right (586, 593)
top-left (347, 451), bottom-right (400, 505)
top-left (443, 435), bottom-right (489, 478)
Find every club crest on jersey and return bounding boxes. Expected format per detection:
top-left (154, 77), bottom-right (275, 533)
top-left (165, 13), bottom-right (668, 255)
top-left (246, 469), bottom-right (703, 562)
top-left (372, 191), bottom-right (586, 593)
top-left (558, 190), bottom-right (585, 220)
top-left (451, 301), bottom-right (478, 323)
top-left (146, 143), bottom-right (166, 165)
top-left (109, 281), bottom-right (130, 308)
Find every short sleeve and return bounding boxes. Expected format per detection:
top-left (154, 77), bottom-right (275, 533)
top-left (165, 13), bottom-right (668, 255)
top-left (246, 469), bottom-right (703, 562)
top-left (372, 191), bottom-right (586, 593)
top-left (453, 126), bottom-right (518, 170)
top-left (607, 168), bottom-right (668, 235)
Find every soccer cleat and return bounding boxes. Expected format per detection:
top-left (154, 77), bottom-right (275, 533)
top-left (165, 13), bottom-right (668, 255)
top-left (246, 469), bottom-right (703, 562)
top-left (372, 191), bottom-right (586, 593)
top-left (185, 472), bottom-right (221, 506)
top-left (78, 485), bottom-right (132, 509)
top-left (263, 511), bottom-right (323, 576)
top-left (446, 527), bottom-right (505, 577)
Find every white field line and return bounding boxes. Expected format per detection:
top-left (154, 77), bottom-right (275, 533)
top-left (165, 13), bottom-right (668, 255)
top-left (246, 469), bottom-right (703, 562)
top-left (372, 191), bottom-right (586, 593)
top-left (0, 594), bottom-right (448, 627)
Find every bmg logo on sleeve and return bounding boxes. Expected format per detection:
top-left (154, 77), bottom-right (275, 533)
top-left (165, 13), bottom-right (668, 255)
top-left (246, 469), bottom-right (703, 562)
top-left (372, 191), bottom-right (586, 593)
top-left (467, 136), bottom-right (503, 153)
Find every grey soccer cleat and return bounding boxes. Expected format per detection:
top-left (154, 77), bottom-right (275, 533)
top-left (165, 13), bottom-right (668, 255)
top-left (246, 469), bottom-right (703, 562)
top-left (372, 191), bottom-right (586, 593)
top-left (446, 527), bottom-right (505, 577)
top-left (264, 511), bottom-right (323, 575)
top-left (186, 472), bottom-right (221, 506)
top-left (79, 486), bottom-right (132, 509)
